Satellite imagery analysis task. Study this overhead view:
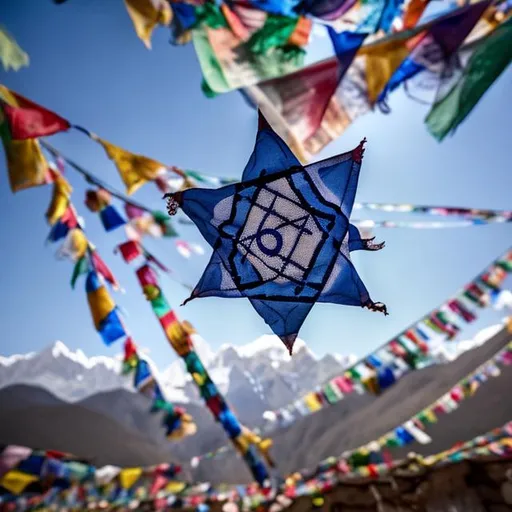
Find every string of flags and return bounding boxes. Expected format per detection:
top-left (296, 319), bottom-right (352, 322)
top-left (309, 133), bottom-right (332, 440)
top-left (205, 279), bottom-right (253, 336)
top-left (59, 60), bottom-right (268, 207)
top-left (0, 85), bottom-right (197, 442)
top-left (190, 247), bottom-right (512, 465)
top-left (115, 245), bottom-right (273, 486)
top-left (52, 0), bottom-right (411, 95)
top-left (8, 1), bottom-right (510, 162)
top-left (332, 338), bottom-right (512, 472)
top-left (244, 1), bottom-right (511, 160)
top-left (1, 418), bottom-right (511, 510)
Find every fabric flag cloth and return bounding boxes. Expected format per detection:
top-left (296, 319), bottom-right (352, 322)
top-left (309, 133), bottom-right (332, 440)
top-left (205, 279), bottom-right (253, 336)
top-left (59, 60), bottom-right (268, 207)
top-left (0, 470), bottom-right (38, 495)
top-left (123, 0), bottom-right (172, 49)
top-left (0, 86), bottom-right (50, 192)
top-left (46, 171), bottom-right (72, 226)
top-left (0, 87), bottom-right (70, 140)
top-left (48, 205), bottom-right (79, 243)
top-left (243, 2), bottom-right (494, 160)
top-left (0, 446), bottom-right (32, 478)
top-left (378, 0), bottom-right (494, 105)
top-left (0, 27), bottom-right (29, 71)
top-left (243, 30), bottom-right (366, 162)
top-left (95, 137), bottom-right (166, 194)
top-left (119, 467), bottom-right (143, 490)
top-left (85, 271), bottom-right (126, 345)
top-left (165, 112), bottom-right (386, 354)
top-left (426, 17), bottom-right (512, 141)
top-left (192, 2), bottom-right (311, 94)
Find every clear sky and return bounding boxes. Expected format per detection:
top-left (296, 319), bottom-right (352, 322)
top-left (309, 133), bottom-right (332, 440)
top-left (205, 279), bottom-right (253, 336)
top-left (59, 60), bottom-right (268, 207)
top-left (0, 1), bottom-right (510, 369)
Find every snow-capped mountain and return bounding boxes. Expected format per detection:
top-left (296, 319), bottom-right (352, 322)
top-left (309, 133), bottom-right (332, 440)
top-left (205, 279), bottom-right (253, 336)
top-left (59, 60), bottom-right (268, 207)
top-left (0, 336), bottom-right (356, 420)
top-left (0, 341), bottom-right (130, 402)
top-left (1, 322), bottom-right (503, 421)
top-left (159, 334), bottom-right (358, 423)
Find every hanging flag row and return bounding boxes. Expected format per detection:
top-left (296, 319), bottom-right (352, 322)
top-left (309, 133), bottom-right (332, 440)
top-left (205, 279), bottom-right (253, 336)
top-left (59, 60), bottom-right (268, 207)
top-left (0, 85), bottom-right (196, 441)
top-left (0, 444), bottom-right (184, 503)
top-left (190, 247), bottom-right (512, 465)
top-left (0, 85), bottom-right (271, 480)
top-left (244, 1), bottom-right (511, 160)
top-left (51, 196), bottom-right (197, 442)
top-left (2, 420), bottom-right (512, 510)
top-left (115, 241), bottom-right (273, 486)
top-left (53, 0), bottom-right (418, 94)
top-left (260, 248), bottom-right (512, 431)
top-left (333, 338), bottom-right (512, 473)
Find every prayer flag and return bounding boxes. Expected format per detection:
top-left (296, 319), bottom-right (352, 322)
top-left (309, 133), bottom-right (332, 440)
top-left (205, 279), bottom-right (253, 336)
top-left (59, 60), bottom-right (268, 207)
top-left (0, 28), bottom-right (29, 71)
top-left (0, 87), bottom-right (70, 140)
top-left (71, 256), bottom-right (90, 289)
top-left (119, 467), bottom-right (143, 490)
top-left (117, 240), bottom-right (143, 263)
top-left (46, 171), bottom-right (72, 225)
top-left (243, 30), bottom-right (366, 162)
top-left (96, 138), bottom-right (166, 194)
top-left (124, 0), bottom-right (172, 49)
top-left (0, 470), bottom-right (38, 495)
top-left (379, 1), bottom-right (494, 104)
top-left (192, 3), bottom-right (311, 94)
top-left (426, 18), bottom-right (512, 140)
top-left (85, 271), bottom-right (126, 345)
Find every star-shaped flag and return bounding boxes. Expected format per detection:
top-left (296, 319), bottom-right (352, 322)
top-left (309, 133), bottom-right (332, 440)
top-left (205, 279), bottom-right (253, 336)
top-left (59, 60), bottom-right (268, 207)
top-left (165, 113), bottom-right (387, 354)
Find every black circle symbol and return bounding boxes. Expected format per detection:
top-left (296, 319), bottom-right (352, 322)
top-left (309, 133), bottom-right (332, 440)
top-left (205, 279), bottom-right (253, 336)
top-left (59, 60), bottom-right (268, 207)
top-left (256, 228), bottom-right (283, 257)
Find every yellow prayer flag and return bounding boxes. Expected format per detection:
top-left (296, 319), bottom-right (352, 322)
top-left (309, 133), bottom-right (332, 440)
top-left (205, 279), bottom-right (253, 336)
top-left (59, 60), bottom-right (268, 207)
top-left (191, 372), bottom-right (206, 386)
top-left (233, 433), bottom-right (250, 454)
top-left (361, 38), bottom-right (410, 104)
top-left (124, 0), bottom-right (173, 49)
top-left (97, 138), bottom-right (165, 194)
top-left (168, 414), bottom-right (197, 440)
top-left (46, 172), bottom-right (72, 225)
top-left (424, 409), bottom-right (437, 423)
top-left (303, 392), bottom-right (322, 412)
top-left (0, 85), bottom-right (50, 192)
top-left (119, 467), bottom-right (143, 489)
top-left (3, 139), bottom-right (49, 193)
top-left (0, 470), bottom-right (38, 495)
top-left (62, 228), bottom-right (89, 261)
top-left (165, 480), bottom-right (186, 494)
top-left (87, 283), bottom-right (116, 329)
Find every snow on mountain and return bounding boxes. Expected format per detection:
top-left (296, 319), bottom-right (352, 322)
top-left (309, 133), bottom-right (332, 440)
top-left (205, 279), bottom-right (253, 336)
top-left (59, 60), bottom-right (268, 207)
top-left (455, 323), bottom-right (504, 354)
top-left (9, 320), bottom-right (502, 421)
top-left (0, 341), bottom-right (130, 402)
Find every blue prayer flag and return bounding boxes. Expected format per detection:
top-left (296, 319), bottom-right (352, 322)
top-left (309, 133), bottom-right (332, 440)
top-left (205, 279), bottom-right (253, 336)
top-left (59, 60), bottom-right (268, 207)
top-left (165, 113), bottom-right (386, 354)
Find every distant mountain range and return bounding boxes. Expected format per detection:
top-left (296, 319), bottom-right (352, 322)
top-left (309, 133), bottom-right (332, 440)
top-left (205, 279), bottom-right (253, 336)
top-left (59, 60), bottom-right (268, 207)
top-left (0, 336), bottom-right (360, 425)
top-left (0, 324), bottom-right (509, 484)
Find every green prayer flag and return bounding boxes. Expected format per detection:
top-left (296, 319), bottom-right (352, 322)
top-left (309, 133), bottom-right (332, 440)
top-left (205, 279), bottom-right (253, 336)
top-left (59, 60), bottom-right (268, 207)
top-left (323, 383), bottom-right (340, 404)
top-left (246, 15), bottom-right (299, 55)
top-left (151, 294), bottom-right (171, 317)
top-left (71, 257), bottom-right (89, 289)
top-left (426, 20), bottom-right (512, 141)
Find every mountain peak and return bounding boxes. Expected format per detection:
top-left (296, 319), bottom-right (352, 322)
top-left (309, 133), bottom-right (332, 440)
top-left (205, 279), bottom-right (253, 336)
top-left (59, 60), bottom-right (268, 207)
top-left (219, 335), bottom-right (312, 361)
top-left (44, 340), bottom-right (120, 372)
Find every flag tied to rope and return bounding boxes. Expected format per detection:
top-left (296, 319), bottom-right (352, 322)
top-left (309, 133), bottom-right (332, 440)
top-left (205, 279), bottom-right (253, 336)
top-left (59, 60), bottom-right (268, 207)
top-left (165, 113), bottom-right (387, 354)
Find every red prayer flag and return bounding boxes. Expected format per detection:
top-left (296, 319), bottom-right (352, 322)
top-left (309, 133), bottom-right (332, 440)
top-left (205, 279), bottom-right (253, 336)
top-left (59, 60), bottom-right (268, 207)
top-left (117, 240), bottom-right (142, 263)
top-left (2, 90), bottom-right (70, 140)
top-left (136, 264), bottom-right (159, 287)
top-left (91, 251), bottom-right (120, 290)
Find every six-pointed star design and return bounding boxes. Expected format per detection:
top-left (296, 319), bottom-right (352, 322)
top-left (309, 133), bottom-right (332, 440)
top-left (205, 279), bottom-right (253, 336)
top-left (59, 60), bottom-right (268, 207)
top-left (165, 113), bottom-right (386, 355)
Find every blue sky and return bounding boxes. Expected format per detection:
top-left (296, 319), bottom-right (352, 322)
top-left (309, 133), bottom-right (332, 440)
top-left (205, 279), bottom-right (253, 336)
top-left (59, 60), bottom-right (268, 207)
top-left (0, 1), bottom-right (510, 368)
